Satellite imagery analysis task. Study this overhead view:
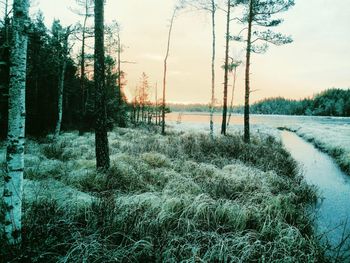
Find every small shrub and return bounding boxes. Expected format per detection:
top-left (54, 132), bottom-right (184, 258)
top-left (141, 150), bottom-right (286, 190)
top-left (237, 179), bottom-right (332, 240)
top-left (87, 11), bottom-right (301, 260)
top-left (141, 152), bottom-right (171, 168)
top-left (41, 141), bottom-right (68, 161)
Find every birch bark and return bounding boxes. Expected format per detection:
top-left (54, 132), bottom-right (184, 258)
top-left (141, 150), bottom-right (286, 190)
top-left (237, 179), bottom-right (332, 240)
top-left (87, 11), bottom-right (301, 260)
top-left (55, 28), bottom-right (70, 137)
top-left (3, 0), bottom-right (29, 245)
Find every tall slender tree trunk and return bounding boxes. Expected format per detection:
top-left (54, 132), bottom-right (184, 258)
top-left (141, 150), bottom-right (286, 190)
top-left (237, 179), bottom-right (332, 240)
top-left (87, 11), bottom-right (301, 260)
top-left (81, 17), bottom-right (87, 113)
top-left (117, 30), bottom-right (122, 107)
top-left (132, 103), bottom-right (136, 124)
top-left (141, 105), bottom-right (144, 122)
top-left (4, 0), bottom-right (9, 46)
top-left (79, 11), bottom-right (87, 135)
top-left (221, 0), bottom-right (231, 135)
top-left (55, 59), bottom-right (66, 137)
top-left (227, 66), bottom-right (237, 127)
top-left (55, 29), bottom-right (70, 137)
top-left (162, 8), bottom-right (176, 135)
top-left (209, 0), bottom-right (216, 138)
top-left (3, 0), bottom-right (29, 245)
top-left (94, 0), bottom-right (110, 171)
top-left (244, 0), bottom-right (253, 143)
top-left (155, 82), bottom-right (158, 125)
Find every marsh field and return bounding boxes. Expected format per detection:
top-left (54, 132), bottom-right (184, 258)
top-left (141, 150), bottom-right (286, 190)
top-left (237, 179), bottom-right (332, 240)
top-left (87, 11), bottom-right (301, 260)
top-left (1, 113), bottom-right (350, 262)
top-left (1, 0), bottom-right (349, 261)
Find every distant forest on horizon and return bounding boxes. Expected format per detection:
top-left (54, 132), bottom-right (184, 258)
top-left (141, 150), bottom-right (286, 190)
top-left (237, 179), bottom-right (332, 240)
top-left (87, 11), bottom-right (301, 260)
top-left (169, 88), bottom-right (350, 117)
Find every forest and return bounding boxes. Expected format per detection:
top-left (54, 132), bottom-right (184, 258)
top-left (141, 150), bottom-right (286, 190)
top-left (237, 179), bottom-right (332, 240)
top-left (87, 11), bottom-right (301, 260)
top-left (1, 0), bottom-right (349, 262)
top-left (170, 88), bottom-right (350, 116)
top-left (249, 88), bottom-right (350, 116)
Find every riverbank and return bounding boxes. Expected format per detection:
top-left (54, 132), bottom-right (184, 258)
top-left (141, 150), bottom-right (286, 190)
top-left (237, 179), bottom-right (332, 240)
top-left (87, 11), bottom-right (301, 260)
top-left (167, 112), bottom-right (350, 176)
top-left (282, 131), bottom-right (350, 260)
top-left (279, 125), bottom-right (350, 176)
top-left (1, 128), bottom-right (325, 262)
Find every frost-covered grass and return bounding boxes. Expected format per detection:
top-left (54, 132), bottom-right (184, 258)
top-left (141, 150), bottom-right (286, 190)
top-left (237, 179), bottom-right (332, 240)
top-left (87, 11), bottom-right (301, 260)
top-left (0, 128), bottom-right (326, 262)
top-left (280, 124), bottom-right (350, 175)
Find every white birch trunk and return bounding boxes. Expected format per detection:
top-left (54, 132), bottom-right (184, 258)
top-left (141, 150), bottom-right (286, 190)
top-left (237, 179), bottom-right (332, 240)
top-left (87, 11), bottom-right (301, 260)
top-left (55, 60), bottom-right (66, 137)
top-left (55, 29), bottom-right (70, 137)
top-left (3, 0), bottom-right (29, 245)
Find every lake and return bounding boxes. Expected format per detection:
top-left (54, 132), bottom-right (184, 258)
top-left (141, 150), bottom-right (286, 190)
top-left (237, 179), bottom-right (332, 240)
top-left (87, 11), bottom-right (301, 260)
top-left (166, 112), bottom-right (350, 129)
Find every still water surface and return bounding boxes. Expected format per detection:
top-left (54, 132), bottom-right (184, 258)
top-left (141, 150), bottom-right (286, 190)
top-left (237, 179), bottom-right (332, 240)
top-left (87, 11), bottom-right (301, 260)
top-left (282, 131), bottom-right (350, 257)
top-left (166, 112), bottom-right (350, 128)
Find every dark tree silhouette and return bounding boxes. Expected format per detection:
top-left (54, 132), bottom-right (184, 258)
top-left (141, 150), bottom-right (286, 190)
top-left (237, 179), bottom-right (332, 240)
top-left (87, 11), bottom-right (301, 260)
top-left (220, 0), bottom-right (232, 135)
top-left (240, 0), bottom-right (294, 142)
top-left (94, 0), bottom-right (110, 170)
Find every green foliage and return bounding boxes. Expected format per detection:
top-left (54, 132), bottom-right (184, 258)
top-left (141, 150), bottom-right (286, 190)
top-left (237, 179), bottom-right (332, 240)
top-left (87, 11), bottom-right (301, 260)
top-left (0, 13), bottom-right (129, 138)
top-left (250, 88), bottom-right (350, 116)
top-left (233, 0), bottom-right (295, 53)
top-left (105, 55), bottom-right (129, 129)
top-left (168, 88), bottom-right (350, 117)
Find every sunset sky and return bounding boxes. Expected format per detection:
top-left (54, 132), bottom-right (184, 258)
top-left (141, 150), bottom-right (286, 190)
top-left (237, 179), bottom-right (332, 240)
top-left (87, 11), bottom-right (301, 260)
top-left (32, 0), bottom-right (350, 104)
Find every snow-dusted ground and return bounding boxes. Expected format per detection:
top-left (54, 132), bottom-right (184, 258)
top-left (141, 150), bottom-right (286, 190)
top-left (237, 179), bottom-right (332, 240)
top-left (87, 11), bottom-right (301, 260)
top-left (167, 113), bottom-right (350, 174)
top-left (280, 121), bottom-right (350, 174)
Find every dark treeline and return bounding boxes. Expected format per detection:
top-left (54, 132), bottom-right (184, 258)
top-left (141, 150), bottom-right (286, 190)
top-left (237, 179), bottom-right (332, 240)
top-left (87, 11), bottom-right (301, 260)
top-left (169, 102), bottom-right (222, 112)
top-left (169, 88), bottom-right (350, 117)
top-left (0, 13), bottom-right (127, 139)
top-left (250, 89), bottom-right (350, 116)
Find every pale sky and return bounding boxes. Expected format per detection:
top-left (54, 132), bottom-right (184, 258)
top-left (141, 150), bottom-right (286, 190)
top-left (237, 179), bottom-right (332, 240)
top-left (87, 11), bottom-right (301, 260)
top-left (31, 0), bottom-right (350, 104)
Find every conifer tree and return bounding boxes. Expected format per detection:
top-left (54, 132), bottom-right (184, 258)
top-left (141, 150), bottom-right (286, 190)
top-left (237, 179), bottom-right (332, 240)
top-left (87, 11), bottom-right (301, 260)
top-left (236, 0), bottom-right (294, 142)
top-left (94, 0), bottom-right (110, 170)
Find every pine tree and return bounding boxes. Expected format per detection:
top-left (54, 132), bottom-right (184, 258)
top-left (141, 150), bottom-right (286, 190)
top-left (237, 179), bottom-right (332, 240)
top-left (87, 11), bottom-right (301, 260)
top-left (220, 0), bottom-right (232, 135)
top-left (94, 0), bottom-right (110, 171)
top-left (240, 0), bottom-right (294, 142)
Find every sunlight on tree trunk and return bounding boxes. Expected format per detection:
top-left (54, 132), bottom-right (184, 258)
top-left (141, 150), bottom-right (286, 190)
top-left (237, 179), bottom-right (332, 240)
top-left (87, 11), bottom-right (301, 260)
top-left (3, 0), bottom-right (29, 245)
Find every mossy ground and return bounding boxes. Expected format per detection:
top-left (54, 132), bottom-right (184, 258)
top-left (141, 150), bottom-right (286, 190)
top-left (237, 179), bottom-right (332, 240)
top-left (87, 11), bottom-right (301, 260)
top-left (1, 128), bottom-right (326, 262)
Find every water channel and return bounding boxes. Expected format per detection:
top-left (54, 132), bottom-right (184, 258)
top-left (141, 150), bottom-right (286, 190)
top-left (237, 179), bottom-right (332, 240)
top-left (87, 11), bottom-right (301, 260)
top-left (281, 131), bottom-right (350, 258)
top-left (167, 112), bottom-right (350, 259)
